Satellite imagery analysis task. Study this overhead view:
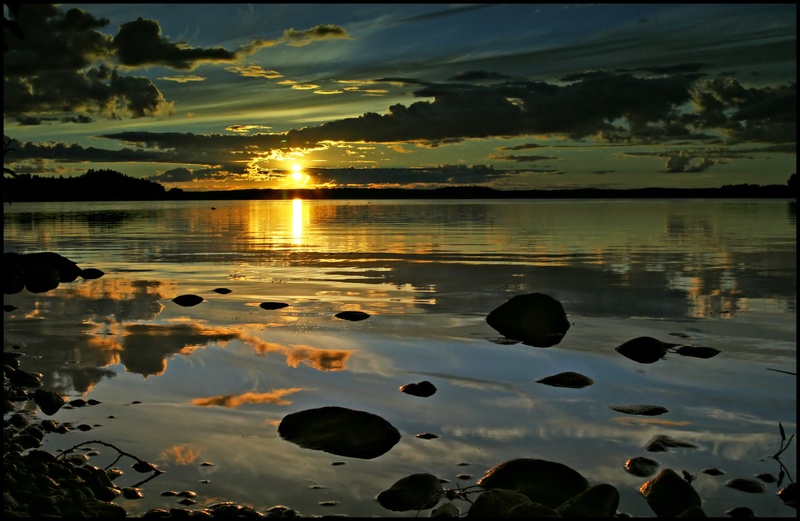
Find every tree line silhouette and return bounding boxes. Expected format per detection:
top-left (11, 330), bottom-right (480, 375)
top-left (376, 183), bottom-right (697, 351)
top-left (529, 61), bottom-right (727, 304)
top-left (3, 168), bottom-right (796, 202)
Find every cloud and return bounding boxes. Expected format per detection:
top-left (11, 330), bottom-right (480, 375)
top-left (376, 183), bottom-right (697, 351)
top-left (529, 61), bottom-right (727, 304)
top-left (113, 17), bottom-right (237, 69)
top-left (192, 388), bottom-right (306, 408)
top-left (4, 5), bottom-right (174, 123)
top-left (486, 154), bottom-right (558, 163)
top-left (225, 65), bottom-right (283, 79)
top-left (238, 24), bottom-right (352, 55)
top-left (3, 5), bottom-right (350, 124)
top-left (283, 24), bottom-right (351, 47)
top-left (664, 152), bottom-right (716, 173)
top-left (159, 75), bottom-right (206, 83)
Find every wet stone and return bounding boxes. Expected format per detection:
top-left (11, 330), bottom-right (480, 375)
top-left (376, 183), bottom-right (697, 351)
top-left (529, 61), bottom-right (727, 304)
top-left (725, 478), bottom-right (766, 493)
top-left (625, 456), bottom-right (661, 477)
top-left (399, 380), bottom-right (437, 397)
top-left (536, 371), bottom-right (594, 388)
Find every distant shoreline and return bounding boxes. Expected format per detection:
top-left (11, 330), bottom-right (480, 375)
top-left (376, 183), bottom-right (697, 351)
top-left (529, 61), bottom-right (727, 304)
top-left (4, 184), bottom-right (797, 203)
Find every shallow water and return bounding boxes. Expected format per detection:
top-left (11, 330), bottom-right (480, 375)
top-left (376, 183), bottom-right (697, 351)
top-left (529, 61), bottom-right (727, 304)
top-left (3, 198), bottom-right (796, 517)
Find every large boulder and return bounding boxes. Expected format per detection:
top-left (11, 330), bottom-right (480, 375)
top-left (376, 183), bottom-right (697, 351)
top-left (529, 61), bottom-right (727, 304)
top-left (486, 293), bottom-right (571, 347)
top-left (278, 406), bottom-right (400, 459)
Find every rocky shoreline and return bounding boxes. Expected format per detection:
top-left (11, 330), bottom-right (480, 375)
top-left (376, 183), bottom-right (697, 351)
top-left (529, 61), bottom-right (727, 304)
top-left (4, 350), bottom-right (299, 519)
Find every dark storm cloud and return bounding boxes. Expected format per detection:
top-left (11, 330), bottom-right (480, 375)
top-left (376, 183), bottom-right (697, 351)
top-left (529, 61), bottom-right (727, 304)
top-left (3, 5), bottom-right (174, 122)
top-left (113, 17), bottom-right (237, 69)
top-left (284, 72), bottom-right (706, 146)
top-left (3, 136), bottom-right (176, 163)
top-left (3, 4), bottom-right (350, 123)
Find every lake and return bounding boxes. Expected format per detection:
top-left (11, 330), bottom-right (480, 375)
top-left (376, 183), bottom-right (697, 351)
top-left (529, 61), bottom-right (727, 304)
top-left (3, 198), bottom-right (796, 517)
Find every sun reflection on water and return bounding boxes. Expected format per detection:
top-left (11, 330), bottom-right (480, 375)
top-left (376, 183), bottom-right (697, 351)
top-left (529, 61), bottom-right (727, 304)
top-left (292, 198), bottom-right (303, 244)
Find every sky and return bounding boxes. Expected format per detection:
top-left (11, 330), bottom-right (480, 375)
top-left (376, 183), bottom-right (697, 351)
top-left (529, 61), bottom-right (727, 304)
top-left (3, 3), bottom-right (796, 191)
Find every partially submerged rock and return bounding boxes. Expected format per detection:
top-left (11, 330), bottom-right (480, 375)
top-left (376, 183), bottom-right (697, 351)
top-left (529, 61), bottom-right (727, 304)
top-left (615, 336), bottom-right (673, 364)
top-left (645, 434), bottom-right (698, 452)
top-left (377, 473), bottom-right (443, 512)
top-left (725, 478), bottom-right (766, 493)
top-left (625, 456), bottom-right (660, 477)
top-left (477, 458), bottom-right (590, 508)
top-left (335, 310), bottom-right (371, 321)
top-left (172, 294), bottom-right (204, 307)
top-left (610, 404), bottom-right (669, 416)
top-left (399, 380), bottom-right (437, 397)
top-left (466, 489), bottom-right (539, 517)
top-left (554, 483), bottom-right (619, 517)
top-left (259, 302), bottom-right (289, 310)
top-left (536, 371), bottom-right (594, 388)
top-left (640, 468), bottom-right (703, 517)
top-left (485, 293), bottom-right (571, 347)
top-left (278, 406), bottom-right (400, 459)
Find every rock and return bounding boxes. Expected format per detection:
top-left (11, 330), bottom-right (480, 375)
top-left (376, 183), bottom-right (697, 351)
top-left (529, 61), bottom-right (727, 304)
top-left (645, 434), bottom-right (698, 452)
top-left (778, 482), bottom-right (796, 507)
top-left (79, 268), bottom-right (105, 280)
top-left (377, 473), bottom-right (443, 511)
top-left (610, 404), bottom-right (669, 416)
top-left (431, 501), bottom-right (460, 517)
top-left (535, 371), bottom-right (594, 388)
top-left (702, 468), bottom-right (725, 476)
top-left (477, 458), bottom-right (590, 508)
top-left (675, 345), bottom-right (721, 359)
top-left (555, 483), bottom-right (619, 517)
top-left (640, 468), bottom-right (702, 517)
top-left (33, 389), bottom-right (65, 416)
top-left (399, 380), bottom-right (437, 397)
top-left (259, 302), bottom-right (289, 310)
top-left (624, 456), bottom-right (660, 477)
top-left (485, 293), bottom-right (571, 347)
top-left (172, 294), bottom-right (204, 307)
top-left (725, 478), bottom-right (766, 493)
top-left (212, 288), bottom-right (232, 294)
top-left (466, 489), bottom-right (535, 517)
top-left (278, 406), bottom-right (400, 459)
top-left (335, 310), bottom-right (371, 321)
top-left (726, 506), bottom-right (756, 517)
top-left (614, 336), bottom-right (673, 363)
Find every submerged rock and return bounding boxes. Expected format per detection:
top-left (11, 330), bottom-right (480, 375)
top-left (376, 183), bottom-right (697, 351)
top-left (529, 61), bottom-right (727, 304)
top-left (477, 458), bottom-right (590, 509)
top-left (485, 292), bottom-right (571, 347)
top-left (278, 406), bottom-right (400, 459)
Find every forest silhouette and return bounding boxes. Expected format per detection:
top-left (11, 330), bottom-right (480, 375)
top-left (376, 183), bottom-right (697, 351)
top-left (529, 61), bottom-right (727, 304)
top-left (4, 168), bottom-right (796, 202)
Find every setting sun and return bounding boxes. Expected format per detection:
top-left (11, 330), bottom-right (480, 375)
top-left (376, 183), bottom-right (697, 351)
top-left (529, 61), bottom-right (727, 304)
top-left (288, 164), bottom-right (307, 186)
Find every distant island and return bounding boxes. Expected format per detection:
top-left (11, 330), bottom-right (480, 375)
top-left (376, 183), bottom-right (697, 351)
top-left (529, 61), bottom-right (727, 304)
top-left (4, 169), bottom-right (796, 202)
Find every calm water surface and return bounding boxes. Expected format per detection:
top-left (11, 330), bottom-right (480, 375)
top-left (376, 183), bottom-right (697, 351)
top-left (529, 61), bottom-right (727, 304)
top-left (3, 199), bottom-right (796, 517)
